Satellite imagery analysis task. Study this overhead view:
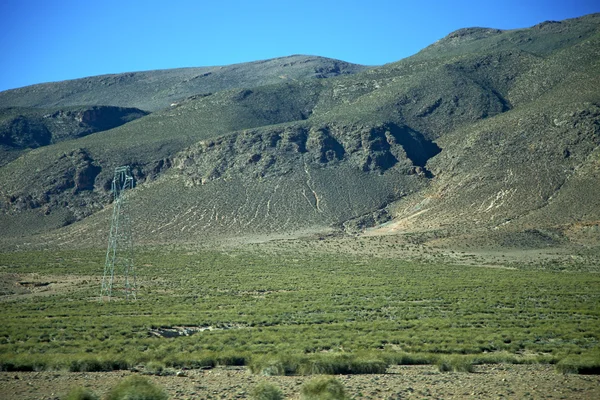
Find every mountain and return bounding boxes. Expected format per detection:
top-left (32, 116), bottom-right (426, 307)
top-left (0, 13), bottom-right (599, 249)
top-left (0, 55), bottom-right (367, 112)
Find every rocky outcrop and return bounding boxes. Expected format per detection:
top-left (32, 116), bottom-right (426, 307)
top-left (342, 208), bottom-right (392, 233)
top-left (1, 148), bottom-right (104, 222)
top-left (0, 106), bottom-right (148, 151)
top-left (174, 122), bottom-right (440, 185)
top-left (0, 115), bottom-right (51, 148)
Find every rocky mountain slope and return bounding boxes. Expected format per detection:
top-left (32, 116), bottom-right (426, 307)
top-left (0, 55), bottom-right (367, 112)
top-left (0, 106), bottom-right (148, 166)
top-left (0, 13), bottom-right (599, 248)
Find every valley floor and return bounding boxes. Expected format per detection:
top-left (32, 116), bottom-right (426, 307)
top-left (1, 235), bottom-right (599, 399)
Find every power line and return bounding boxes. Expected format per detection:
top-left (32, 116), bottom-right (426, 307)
top-left (101, 166), bottom-right (136, 301)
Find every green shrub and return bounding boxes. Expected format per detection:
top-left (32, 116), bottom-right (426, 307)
top-left (556, 356), bottom-right (600, 375)
top-left (0, 355), bottom-right (48, 372)
top-left (250, 355), bottom-right (301, 376)
top-left (383, 352), bottom-right (436, 365)
top-left (250, 381), bottom-right (284, 400)
top-left (105, 376), bottom-right (167, 400)
top-left (217, 352), bottom-right (248, 366)
top-left (69, 359), bottom-right (103, 372)
top-left (0, 360), bottom-right (26, 372)
top-left (300, 376), bottom-right (348, 400)
top-left (144, 361), bottom-right (165, 375)
top-left (299, 355), bottom-right (388, 375)
top-left (348, 358), bottom-right (388, 374)
top-left (65, 387), bottom-right (99, 400)
top-left (437, 356), bottom-right (475, 373)
top-left (299, 359), bottom-right (334, 375)
top-left (250, 354), bottom-right (388, 376)
top-left (469, 352), bottom-right (517, 365)
top-left (69, 357), bottom-right (129, 372)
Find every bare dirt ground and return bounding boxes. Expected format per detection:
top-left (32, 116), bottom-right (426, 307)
top-left (0, 273), bottom-right (99, 302)
top-left (1, 364), bottom-right (599, 400)
top-left (246, 232), bottom-right (600, 273)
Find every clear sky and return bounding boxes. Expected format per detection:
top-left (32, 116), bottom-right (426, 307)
top-left (1, 0), bottom-right (598, 92)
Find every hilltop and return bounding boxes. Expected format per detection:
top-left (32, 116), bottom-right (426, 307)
top-left (0, 55), bottom-right (367, 112)
top-left (0, 13), bottom-right (599, 250)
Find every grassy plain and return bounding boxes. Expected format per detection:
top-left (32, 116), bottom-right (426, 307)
top-left (0, 246), bottom-right (598, 376)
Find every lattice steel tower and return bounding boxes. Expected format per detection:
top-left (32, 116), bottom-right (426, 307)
top-left (101, 166), bottom-right (136, 300)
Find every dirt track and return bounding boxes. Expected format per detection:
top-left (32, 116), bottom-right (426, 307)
top-left (1, 364), bottom-right (599, 399)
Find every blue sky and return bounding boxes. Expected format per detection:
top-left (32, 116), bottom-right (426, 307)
top-left (1, 0), bottom-right (598, 92)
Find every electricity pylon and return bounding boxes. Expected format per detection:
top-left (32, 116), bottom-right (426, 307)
top-left (101, 166), bottom-right (136, 301)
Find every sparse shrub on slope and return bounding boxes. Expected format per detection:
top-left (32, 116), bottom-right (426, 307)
top-left (105, 376), bottom-right (167, 400)
top-left (298, 354), bottom-right (388, 375)
top-left (69, 357), bottom-right (130, 372)
top-left (250, 354), bottom-right (302, 376)
top-left (216, 351), bottom-right (248, 366)
top-left (383, 352), bottom-right (436, 365)
top-left (556, 351), bottom-right (600, 375)
top-left (437, 355), bottom-right (475, 372)
top-left (300, 377), bottom-right (348, 400)
top-left (250, 354), bottom-right (388, 376)
top-left (251, 381), bottom-right (284, 400)
top-left (143, 361), bottom-right (173, 376)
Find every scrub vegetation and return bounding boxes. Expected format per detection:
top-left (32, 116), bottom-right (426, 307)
top-left (0, 248), bottom-right (598, 375)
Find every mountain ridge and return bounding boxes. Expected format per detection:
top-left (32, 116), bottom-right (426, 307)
top-left (0, 55), bottom-right (368, 112)
top-left (1, 13), bottom-right (599, 249)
